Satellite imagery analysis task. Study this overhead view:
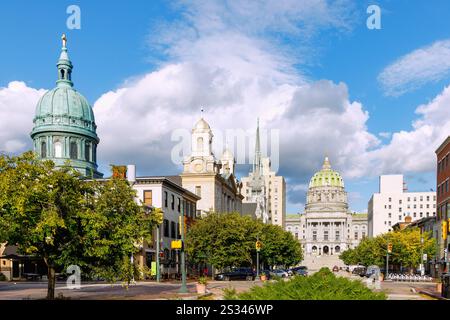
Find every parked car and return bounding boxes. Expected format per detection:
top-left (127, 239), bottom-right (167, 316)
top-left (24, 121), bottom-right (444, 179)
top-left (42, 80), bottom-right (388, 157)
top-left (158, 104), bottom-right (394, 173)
top-left (294, 269), bottom-right (308, 277)
top-left (270, 269), bottom-right (289, 278)
top-left (215, 268), bottom-right (255, 281)
top-left (352, 266), bottom-right (367, 277)
top-left (289, 266), bottom-right (308, 276)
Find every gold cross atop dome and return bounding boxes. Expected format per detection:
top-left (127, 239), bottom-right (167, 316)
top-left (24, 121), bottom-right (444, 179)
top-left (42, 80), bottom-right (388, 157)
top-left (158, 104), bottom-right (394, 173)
top-left (62, 34), bottom-right (67, 48)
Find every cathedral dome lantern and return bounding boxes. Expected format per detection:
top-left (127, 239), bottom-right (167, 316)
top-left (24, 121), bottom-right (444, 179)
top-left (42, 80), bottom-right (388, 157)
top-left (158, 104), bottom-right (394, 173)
top-left (30, 34), bottom-right (102, 178)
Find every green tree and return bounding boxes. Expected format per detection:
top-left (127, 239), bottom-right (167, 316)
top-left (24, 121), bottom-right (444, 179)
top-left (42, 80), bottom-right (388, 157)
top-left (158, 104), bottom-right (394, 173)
top-left (258, 223), bottom-right (303, 268)
top-left (340, 228), bottom-right (436, 271)
top-left (0, 152), bottom-right (160, 299)
top-left (185, 212), bottom-right (302, 270)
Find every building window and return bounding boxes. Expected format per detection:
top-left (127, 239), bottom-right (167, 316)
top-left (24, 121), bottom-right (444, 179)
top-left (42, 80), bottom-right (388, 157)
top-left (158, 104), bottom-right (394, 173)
top-left (295, 233), bottom-right (299, 239)
top-left (354, 232), bottom-right (358, 240)
top-left (399, 215), bottom-right (402, 220)
top-left (163, 219), bottom-right (169, 237)
top-left (41, 141), bottom-right (47, 158)
top-left (85, 142), bottom-right (90, 161)
top-left (171, 195), bottom-right (175, 210)
top-left (312, 231), bottom-right (317, 241)
top-left (171, 221), bottom-right (176, 239)
top-left (54, 140), bottom-right (62, 158)
top-left (362, 232), bottom-right (366, 239)
top-left (177, 197), bottom-right (181, 212)
top-left (388, 197), bottom-right (392, 202)
top-left (164, 191), bottom-right (168, 207)
top-left (388, 213), bottom-right (392, 218)
top-left (324, 231), bottom-right (329, 241)
top-left (195, 186), bottom-right (201, 197)
top-left (70, 141), bottom-right (78, 159)
top-left (335, 231), bottom-right (340, 241)
top-left (197, 137), bottom-right (204, 151)
top-left (143, 190), bottom-right (152, 207)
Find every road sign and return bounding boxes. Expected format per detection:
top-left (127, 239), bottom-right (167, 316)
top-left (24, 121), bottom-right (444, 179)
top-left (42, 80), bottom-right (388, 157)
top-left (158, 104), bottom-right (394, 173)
top-left (387, 243), bottom-right (392, 253)
top-left (171, 240), bottom-right (183, 250)
top-left (423, 254), bottom-right (427, 262)
top-left (256, 240), bottom-right (263, 251)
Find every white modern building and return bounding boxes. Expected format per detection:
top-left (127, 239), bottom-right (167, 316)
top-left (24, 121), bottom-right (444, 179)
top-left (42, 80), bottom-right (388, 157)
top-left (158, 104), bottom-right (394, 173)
top-left (368, 175), bottom-right (436, 238)
top-left (241, 120), bottom-right (286, 228)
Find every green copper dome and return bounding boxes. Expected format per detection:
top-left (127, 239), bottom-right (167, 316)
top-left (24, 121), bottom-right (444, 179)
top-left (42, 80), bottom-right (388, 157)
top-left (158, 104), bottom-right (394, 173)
top-left (309, 157), bottom-right (344, 188)
top-left (30, 34), bottom-right (102, 178)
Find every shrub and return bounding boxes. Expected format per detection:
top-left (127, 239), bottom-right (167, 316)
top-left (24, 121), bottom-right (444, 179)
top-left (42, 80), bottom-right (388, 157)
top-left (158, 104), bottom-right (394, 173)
top-left (236, 267), bottom-right (386, 300)
top-left (222, 286), bottom-right (238, 300)
top-left (0, 273), bottom-right (6, 281)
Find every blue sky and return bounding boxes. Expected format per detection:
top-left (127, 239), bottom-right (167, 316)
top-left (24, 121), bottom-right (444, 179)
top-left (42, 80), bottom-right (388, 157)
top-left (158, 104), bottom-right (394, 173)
top-left (1, 0), bottom-right (450, 214)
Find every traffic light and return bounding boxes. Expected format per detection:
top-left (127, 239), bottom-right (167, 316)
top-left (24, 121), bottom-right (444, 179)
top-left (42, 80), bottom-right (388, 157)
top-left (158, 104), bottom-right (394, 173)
top-left (256, 240), bottom-right (263, 251)
top-left (387, 243), bottom-right (392, 253)
top-left (443, 221), bottom-right (448, 240)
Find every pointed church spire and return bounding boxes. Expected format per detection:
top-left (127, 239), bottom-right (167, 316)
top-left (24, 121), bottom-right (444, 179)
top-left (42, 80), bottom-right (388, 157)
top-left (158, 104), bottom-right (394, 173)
top-left (253, 118), bottom-right (262, 173)
top-left (56, 34), bottom-right (73, 87)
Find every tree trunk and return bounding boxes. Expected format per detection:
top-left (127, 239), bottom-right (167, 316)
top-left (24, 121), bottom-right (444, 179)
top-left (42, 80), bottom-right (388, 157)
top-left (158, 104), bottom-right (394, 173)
top-left (47, 266), bottom-right (56, 300)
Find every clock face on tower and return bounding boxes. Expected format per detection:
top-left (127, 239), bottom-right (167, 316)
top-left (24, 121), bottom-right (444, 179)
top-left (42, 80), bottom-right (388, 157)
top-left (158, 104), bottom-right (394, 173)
top-left (195, 163), bottom-right (203, 173)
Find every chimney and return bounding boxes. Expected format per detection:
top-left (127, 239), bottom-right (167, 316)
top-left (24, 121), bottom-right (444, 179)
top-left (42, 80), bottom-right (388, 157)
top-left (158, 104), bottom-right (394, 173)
top-left (127, 165), bottom-right (136, 183)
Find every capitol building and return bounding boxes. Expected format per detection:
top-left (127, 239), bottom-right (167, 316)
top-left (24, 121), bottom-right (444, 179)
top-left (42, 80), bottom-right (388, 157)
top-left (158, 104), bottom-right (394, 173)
top-left (286, 157), bottom-right (367, 268)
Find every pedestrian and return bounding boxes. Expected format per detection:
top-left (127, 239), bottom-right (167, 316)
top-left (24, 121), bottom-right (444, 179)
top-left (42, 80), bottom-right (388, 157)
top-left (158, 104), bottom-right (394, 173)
top-left (203, 267), bottom-right (208, 276)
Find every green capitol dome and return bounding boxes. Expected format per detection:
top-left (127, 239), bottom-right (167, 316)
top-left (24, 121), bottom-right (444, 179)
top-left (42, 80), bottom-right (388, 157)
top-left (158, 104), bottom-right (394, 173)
top-left (309, 157), bottom-right (344, 188)
top-left (30, 34), bottom-right (102, 178)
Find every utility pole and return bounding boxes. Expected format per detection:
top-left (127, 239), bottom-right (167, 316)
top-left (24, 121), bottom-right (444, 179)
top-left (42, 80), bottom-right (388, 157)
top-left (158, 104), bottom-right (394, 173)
top-left (179, 206), bottom-right (188, 293)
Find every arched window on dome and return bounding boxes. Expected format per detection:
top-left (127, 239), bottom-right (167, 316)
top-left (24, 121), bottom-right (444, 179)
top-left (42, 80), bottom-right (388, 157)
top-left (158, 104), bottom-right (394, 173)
top-left (197, 137), bottom-right (204, 152)
top-left (41, 141), bottom-right (47, 158)
top-left (70, 141), bottom-right (78, 159)
top-left (60, 69), bottom-right (65, 80)
top-left (54, 140), bottom-right (62, 158)
top-left (85, 142), bottom-right (91, 162)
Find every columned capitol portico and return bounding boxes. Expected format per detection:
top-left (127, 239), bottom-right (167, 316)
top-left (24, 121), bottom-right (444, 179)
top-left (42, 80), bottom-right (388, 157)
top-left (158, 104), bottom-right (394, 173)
top-left (286, 157), bottom-right (368, 268)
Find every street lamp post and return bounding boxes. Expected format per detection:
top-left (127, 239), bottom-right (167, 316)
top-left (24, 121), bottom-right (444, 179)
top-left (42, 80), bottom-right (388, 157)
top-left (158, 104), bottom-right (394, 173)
top-left (256, 235), bottom-right (260, 279)
top-left (179, 207), bottom-right (188, 293)
top-left (156, 225), bottom-right (161, 282)
top-left (420, 236), bottom-right (425, 276)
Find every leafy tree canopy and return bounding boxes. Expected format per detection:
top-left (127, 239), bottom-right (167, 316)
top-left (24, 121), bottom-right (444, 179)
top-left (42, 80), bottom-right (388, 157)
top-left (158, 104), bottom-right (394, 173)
top-left (185, 212), bottom-right (303, 270)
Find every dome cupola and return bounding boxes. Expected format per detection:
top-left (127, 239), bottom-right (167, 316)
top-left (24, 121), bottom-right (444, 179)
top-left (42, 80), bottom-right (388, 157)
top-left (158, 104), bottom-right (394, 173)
top-left (306, 156), bottom-right (348, 212)
top-left (309, 156), bottom-right (345, 188)
top-left (30, 34), bottom-right (102, 178)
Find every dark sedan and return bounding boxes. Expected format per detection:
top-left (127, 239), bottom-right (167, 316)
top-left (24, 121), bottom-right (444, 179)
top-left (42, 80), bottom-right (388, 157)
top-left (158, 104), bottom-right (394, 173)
top-left (215, 268), bottom-right (256, 281)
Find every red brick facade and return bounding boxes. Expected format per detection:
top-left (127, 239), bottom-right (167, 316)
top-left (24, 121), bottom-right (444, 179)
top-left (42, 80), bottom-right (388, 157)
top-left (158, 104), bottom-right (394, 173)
top-left (436, 136), bottom-right (450, 222)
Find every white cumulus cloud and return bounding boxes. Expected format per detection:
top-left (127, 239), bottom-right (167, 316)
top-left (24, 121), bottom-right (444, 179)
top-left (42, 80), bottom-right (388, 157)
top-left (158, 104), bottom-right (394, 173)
top-left (378, 39), bottom-right (450, 96)
top-left (0, 81), bottom-right (45, 153)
